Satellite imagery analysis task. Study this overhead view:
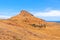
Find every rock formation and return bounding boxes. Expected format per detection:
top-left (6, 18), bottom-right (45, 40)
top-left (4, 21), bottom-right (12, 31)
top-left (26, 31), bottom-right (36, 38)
top-left (0, 10), bottom-right (60, 40)
top-left (10, 10), bottom-right (47, 28)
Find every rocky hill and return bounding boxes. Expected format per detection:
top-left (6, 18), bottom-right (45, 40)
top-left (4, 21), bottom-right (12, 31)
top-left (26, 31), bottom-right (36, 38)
top-left (0, 10), bottom-right (60, 40)
top-left (10, 10), bottom-right (46, 28)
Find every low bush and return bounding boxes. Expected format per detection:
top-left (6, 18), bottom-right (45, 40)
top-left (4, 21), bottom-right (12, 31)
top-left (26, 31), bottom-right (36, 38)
top-left (30, 24), bottom-right (46, 28)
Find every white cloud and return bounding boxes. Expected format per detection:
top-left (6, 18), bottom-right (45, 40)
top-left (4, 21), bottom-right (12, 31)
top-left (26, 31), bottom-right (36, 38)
top-left (0, 15), bottom-right (11, 19)
top-left (32, 9), bottom-right (60, 21)
top-left (34, 10), bottom-right (60, 17)
top-left (0, 9), bottom-right (19, 19)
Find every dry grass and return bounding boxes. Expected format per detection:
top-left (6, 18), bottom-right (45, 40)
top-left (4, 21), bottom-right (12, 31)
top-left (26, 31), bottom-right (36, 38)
top-left (0, 10), bottom-right (60, 40)
top-left (0, 20), bottom-right (60, 40)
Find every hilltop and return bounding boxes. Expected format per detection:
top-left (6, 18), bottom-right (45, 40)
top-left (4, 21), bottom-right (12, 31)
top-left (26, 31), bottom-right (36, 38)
top-left (0, 10), bottom-right (60, 40)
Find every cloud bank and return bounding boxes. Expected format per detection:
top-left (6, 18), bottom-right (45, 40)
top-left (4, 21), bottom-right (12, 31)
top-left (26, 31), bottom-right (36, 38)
top-left (33, 10), bottom-right (60, 21)
top-left (0, 9), bottom-right (19, 19)
top-left (0, 15), bottom-right (11, 19)
top-left (34, 10), bottom-right (60, 17)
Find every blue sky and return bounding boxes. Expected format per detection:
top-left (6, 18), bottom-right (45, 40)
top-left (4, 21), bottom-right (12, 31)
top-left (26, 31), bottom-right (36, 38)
top-left (0, 0), bottom-right (60, 21)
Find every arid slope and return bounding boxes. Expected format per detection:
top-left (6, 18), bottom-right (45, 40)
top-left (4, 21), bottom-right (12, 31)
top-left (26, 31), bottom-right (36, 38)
top-left (0, 10), bottom-right (60, 40)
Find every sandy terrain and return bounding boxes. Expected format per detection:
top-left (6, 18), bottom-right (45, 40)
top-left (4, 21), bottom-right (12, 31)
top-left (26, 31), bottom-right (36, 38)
top-left (0, 10), bottom-right (60, 40)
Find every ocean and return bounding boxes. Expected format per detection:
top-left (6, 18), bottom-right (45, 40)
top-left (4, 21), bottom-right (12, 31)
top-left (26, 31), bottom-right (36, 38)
top-left (47, 21), bottom-right (60, 23)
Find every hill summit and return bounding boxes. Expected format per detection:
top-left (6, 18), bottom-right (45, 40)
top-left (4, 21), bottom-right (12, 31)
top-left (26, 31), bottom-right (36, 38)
top-left (20, 10), bottom-right (33, 16)
top-left (10, 10), bottom-right (46, 28)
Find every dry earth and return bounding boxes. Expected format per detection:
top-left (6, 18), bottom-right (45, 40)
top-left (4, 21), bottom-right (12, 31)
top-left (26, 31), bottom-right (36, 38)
top-left (0, 10), bottom-right (60, 40)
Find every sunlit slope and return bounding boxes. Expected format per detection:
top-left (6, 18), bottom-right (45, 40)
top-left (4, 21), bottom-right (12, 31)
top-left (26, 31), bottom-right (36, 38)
top-left (0, 10), bottom-right (60, 40)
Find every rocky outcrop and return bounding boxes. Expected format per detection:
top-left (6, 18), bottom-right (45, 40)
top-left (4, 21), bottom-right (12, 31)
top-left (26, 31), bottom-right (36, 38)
top-left (10, 10), bottom-right (47, 28)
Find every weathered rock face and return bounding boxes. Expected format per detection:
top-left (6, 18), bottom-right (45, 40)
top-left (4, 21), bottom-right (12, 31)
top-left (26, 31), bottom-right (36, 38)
top-left (10, 10), bottom-right (46, 28)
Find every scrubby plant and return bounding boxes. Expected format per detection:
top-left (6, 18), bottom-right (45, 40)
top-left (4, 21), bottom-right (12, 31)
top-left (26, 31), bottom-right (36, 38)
top-left (30, 24), bottom-right (46, 28)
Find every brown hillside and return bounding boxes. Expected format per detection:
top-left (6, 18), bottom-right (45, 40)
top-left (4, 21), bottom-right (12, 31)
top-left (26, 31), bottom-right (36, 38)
top-left (0, 10), bottom-right (60, 40)
top-left (10, 10), bottom-right (46, 28)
